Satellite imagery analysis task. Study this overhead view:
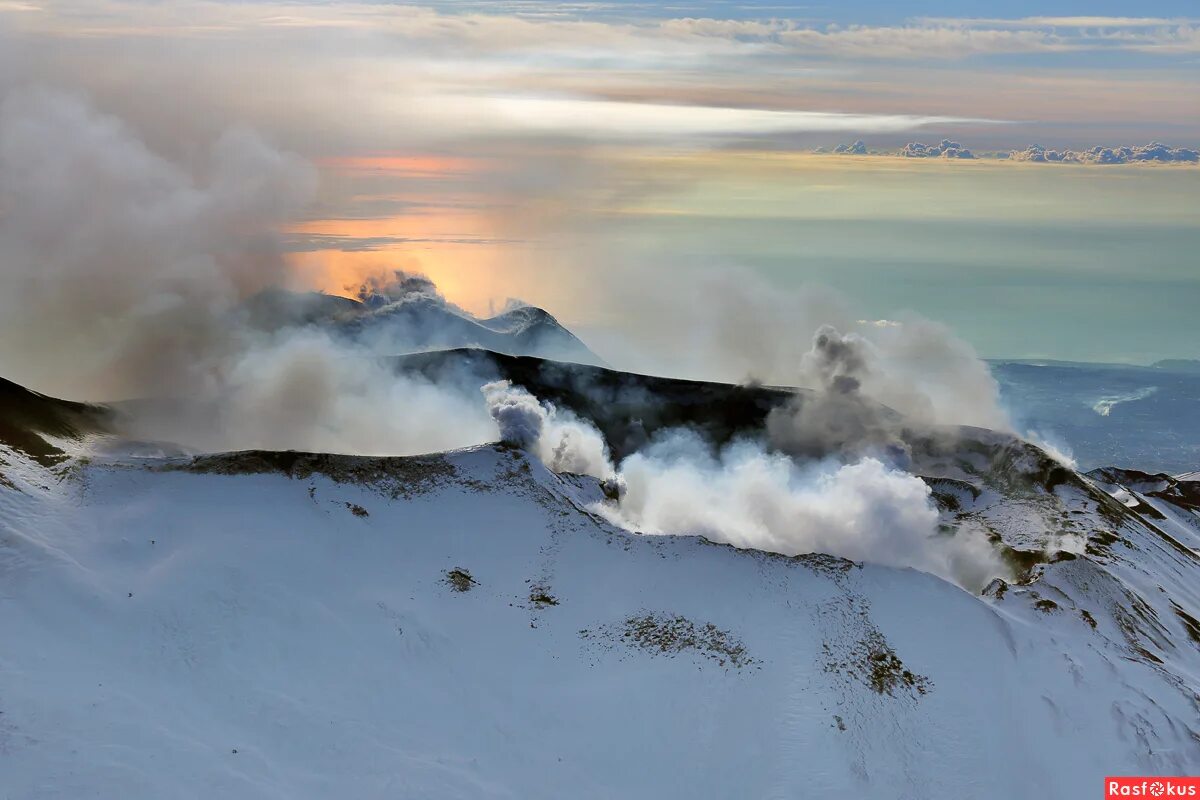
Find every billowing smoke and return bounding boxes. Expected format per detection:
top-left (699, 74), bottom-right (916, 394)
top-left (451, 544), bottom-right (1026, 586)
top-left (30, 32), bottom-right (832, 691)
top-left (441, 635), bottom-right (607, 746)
top-left (482, 380), bottom-right (615, 479)
top-left (847, 316), bottom-right (1009, 431)
top-left (767, 325), bottom-right (909, 461)
top-left (0, 88), bottom-right (506, 457)
top-left (791, 319), bottom-right (1010, 431)
top-left (766, 322), bottom-right (1010, 463)
top-left (0, 83), bottom-right (1016, 592)
top-left (0, 87), bottom-right (314, 402)
top-left (592, 430), bottom-right (1005, 591)
top-left (585, 270), bottom-right (1010, 435)
top-left (205, 331), bottom-right (496, 456)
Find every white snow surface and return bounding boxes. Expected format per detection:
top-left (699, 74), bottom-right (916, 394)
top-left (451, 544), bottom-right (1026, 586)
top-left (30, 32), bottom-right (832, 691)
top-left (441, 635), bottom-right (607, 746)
top-left (1, 443), bottom-right (1199, 799)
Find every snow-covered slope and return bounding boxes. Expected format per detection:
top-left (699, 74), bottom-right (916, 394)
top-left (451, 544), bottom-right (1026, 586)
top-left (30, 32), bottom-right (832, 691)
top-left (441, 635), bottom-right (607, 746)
top-left (1086, 466), bottom-right (1200, 555)
top-left (2, 412), bottom-right (1199, 798)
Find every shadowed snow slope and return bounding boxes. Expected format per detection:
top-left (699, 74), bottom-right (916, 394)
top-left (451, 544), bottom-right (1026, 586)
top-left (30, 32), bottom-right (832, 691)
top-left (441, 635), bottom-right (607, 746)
top-left (2, 433), bottom-right (1200, 799)
top-left (0, 376), bottom-right (109, 465)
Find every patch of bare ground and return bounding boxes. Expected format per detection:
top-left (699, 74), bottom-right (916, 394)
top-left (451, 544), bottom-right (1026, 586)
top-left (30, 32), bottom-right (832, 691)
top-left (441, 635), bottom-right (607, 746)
top-left (492, 448), bottom-right (566, 513)
top-left (529, 585), bottom-right (559, 607)
top-left (698, 538), bottom-right (859, 577)
top-left (1170, 601), bottom-right (1200, 648)
top-left (824, 629), bottom-right (931, 699)
top-left (445, 568), bottom-right (478, 592)
top-left (580, 613), bottom-right (757, 669)
top-left (165, 451), bottom-right (458, 499)
top-left (0, 462), bottom-right (16, 492)
top-left (791, 552), bottom-right (859, 577)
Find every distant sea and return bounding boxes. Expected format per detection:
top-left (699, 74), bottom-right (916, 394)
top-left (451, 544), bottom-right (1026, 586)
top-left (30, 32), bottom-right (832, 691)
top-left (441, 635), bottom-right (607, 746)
top-left (992, 359), bottom-right (1200, 475)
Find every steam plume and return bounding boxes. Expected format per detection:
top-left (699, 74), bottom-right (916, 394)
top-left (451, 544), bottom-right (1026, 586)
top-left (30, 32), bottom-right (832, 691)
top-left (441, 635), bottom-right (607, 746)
top-left (486, 379), bottom-right (1006, 590)
top-left (766, 322), bottom-right (1010, 463)
top-left (593, 431), bottom-right (1005, 591)
top-left (482, 380), bottom-right (615, 478)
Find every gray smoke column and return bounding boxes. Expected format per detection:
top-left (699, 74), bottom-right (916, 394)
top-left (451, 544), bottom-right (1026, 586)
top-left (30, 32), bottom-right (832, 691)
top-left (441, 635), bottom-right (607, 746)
top-left (767, 325), bottom-right (908, 462)
top-left (766, 321), bottom-right (1011, 462)
top-left (849, 317), bottom-right (1010, 431)
top-left (584, 268), bottom-right (1011, 438)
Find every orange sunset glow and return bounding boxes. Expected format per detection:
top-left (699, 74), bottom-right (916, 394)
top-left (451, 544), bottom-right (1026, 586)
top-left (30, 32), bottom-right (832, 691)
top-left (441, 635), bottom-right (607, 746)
top-left (288, 152), bottom-right (509, 313)
top-left (314, 154), bottom-right (492, 177)
top-left (286, 207), bottom-right (550, 317)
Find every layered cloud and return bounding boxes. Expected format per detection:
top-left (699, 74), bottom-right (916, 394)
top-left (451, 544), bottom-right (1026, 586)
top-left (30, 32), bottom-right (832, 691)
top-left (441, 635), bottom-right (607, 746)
top-left (5, 3), bottom-right (1198, 62)
top-left (1010, 142), bottom-right (1200, 164)
top-left (419, 94), bottom-right (990, 141)
top-left (1, 1), bottom-right (1195, 159)
top-left (901, 139), bottom-right (975, 158)
top-left (28, 3), bottom-right (1190, 58)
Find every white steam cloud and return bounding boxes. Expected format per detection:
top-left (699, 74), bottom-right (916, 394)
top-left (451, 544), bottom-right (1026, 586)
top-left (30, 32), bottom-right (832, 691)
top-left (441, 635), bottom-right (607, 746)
top-left (594, 432), bottom-right (1004, 591)
top-left (482, 380), bottom-right (615, 479)
top-left (213, 331), bottom-right (496, 456)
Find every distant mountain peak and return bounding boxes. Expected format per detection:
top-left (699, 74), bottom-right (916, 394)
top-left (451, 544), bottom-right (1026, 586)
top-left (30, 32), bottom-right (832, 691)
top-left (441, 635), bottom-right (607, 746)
top-left (241, 274), bottom-right (602, 365)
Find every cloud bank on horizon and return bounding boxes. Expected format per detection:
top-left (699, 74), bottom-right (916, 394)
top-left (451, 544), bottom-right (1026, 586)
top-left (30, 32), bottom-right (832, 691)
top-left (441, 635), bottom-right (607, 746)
top-left (825, 138), bottom-right (1198, 163)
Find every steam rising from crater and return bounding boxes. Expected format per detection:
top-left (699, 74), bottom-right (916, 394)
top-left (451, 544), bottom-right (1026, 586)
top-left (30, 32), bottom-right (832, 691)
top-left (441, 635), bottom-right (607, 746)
top-left (592, 431), bottom-right (1003, 590)
top-left (768, 322), bottom-right (1010, 462)
top-left (483, 380), bottom-right (615, 479)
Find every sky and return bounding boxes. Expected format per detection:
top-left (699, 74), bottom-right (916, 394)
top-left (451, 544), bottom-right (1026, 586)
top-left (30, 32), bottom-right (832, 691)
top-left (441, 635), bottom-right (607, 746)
top-left (0, 0), bottom-right (1197, 366)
